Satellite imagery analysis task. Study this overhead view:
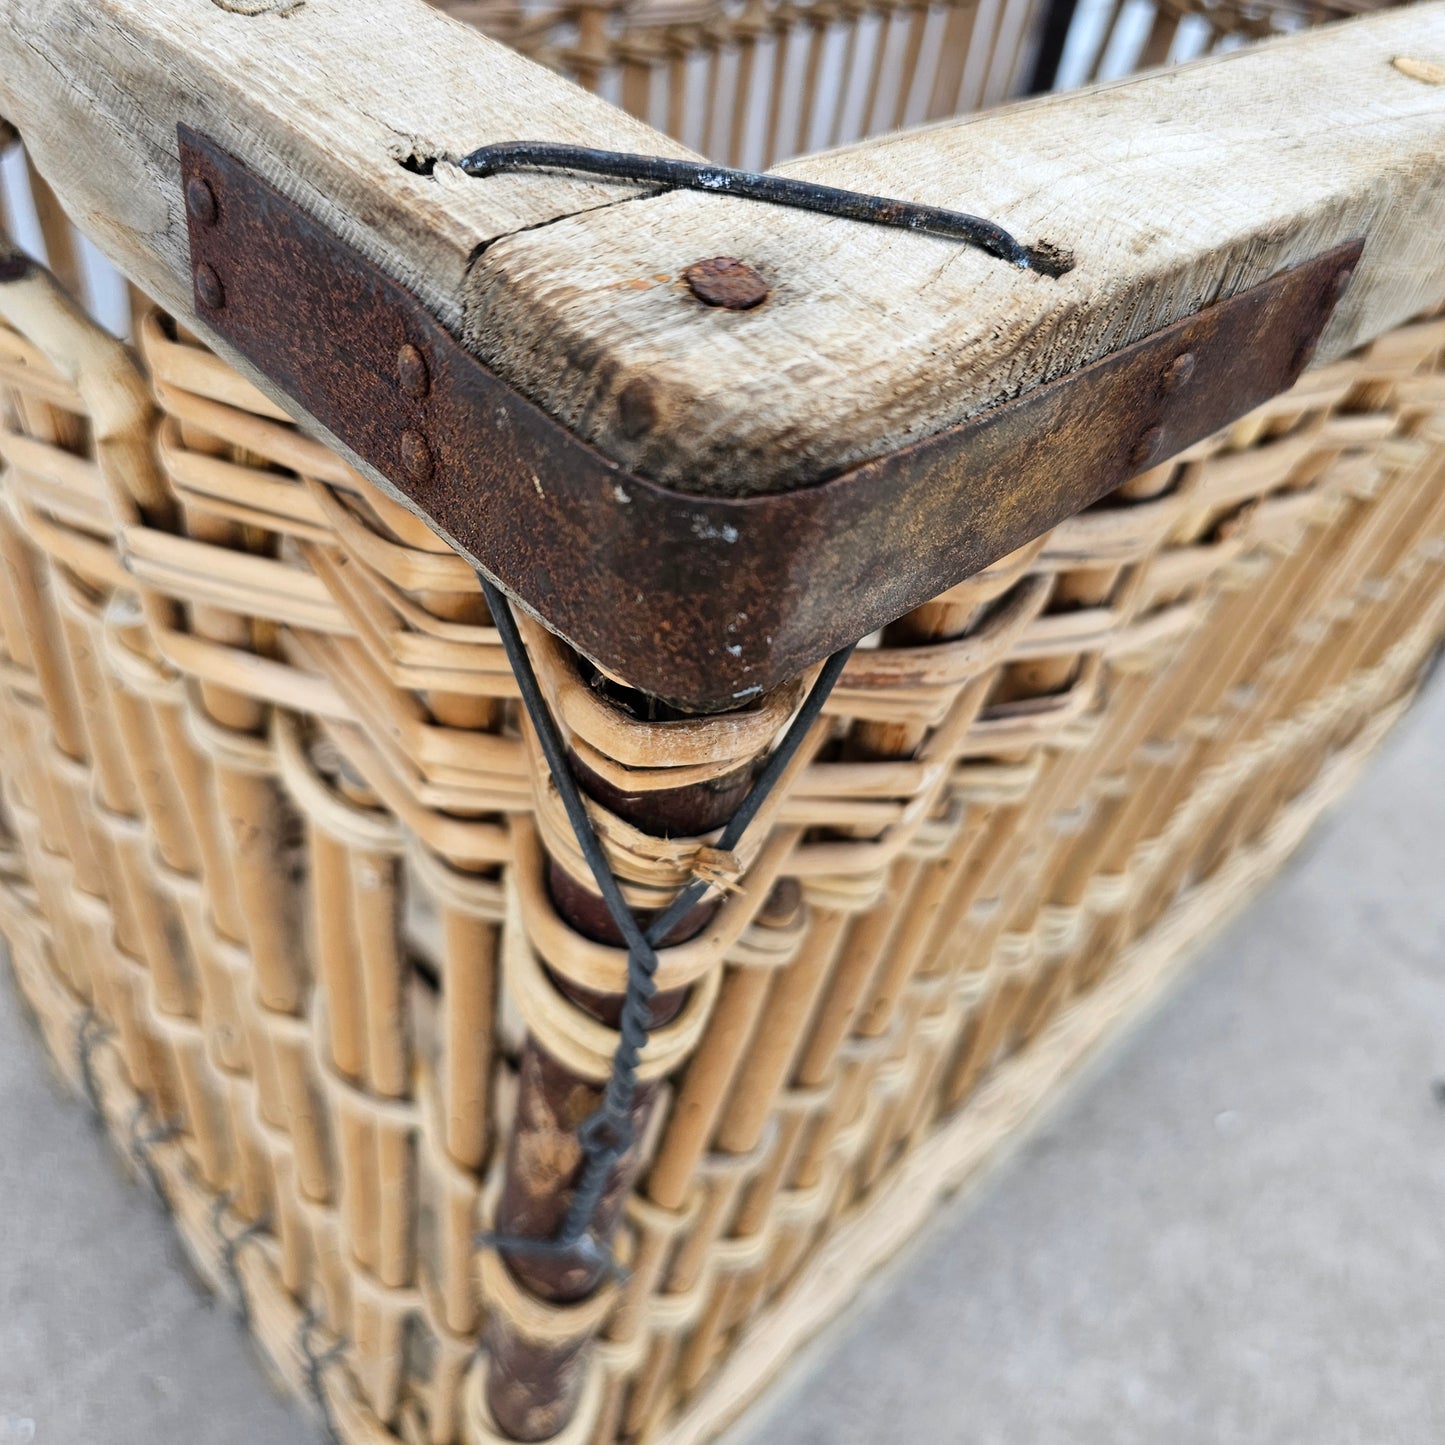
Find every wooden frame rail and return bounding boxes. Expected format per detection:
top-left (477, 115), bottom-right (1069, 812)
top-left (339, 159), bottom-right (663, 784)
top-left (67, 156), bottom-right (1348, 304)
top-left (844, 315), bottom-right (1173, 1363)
top-left (2, 1), bottom-right (1444, 704)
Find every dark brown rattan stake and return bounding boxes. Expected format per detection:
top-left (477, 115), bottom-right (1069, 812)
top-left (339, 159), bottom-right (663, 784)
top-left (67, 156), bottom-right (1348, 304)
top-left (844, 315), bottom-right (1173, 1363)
top-left (455, 142), bottom-right (1033, 268)
top-left (474, 569), bottom-right (856, 1278)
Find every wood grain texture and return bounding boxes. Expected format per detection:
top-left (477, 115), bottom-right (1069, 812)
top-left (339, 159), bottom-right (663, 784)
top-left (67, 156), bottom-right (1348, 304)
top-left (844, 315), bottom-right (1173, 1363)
top-left (3, 0), bottom-right (1442, 512)
top-left (0, 0), bottom-right (692, 330)
top-left (468, 2), bottom-right (1445, 494)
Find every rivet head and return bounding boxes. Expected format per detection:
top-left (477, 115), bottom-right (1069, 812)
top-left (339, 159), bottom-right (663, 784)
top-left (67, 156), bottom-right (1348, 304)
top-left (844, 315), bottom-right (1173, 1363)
top-left (683, 256), bottom-right (770, 311)
top-left (400, 429), bottom-right (434, 482)
top-left (1392, 56), bottom-right (1445, 85)
top-left (617, 377), bottom-right (657, 439)
top-left (185, 176), bottom-right (218, 226)
top-left (1161, 351), bottom-right (1195, 393)
top-left (1131, 425), bottom-right (1165, 469)
top-left (397, 343), bottom-right (430, 400)
top-left (194, 262), bottom-right (225, 310)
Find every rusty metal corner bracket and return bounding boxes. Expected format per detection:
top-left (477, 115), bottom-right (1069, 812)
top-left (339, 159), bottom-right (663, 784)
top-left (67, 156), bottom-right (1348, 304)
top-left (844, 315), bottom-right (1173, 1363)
top-left (179, 125), bottom-right (1361, 711)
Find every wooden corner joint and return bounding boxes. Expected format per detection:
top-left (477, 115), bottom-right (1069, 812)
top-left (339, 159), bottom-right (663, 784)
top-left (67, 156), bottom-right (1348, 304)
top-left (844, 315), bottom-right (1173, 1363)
top-left (180, 128), bottom-right (1361, 712)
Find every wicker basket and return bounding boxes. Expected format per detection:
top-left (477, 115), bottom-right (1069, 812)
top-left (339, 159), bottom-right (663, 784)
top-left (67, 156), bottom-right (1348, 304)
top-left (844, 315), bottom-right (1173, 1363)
top-left (0, 2), bottom-right (1442, 1444)
top-left (436, 0), bottom-right (1392, 165)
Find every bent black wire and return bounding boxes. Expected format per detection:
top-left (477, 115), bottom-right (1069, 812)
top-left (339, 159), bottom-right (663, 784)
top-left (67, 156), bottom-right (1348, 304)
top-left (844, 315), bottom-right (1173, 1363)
top-left (213, 1192), bottom-right (271, 1330)
top-left (75, 1008), bottom-right (113, 1124)
top-left (474, 568), bottom-right (855, 1274)
top-left (299, 1310), bottom-right (348, 1445)
top-left (455, 142), bottom-right (1031, 269)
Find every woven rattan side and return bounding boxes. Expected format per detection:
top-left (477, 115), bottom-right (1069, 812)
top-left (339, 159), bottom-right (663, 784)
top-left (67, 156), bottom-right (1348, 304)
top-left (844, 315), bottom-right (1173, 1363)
top-left (432, 0), bottom-right (1400, 164)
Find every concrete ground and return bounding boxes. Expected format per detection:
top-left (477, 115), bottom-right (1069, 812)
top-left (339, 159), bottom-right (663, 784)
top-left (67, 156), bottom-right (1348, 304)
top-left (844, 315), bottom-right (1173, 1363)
top-left (2, 674), bottom-right (1442, 1445)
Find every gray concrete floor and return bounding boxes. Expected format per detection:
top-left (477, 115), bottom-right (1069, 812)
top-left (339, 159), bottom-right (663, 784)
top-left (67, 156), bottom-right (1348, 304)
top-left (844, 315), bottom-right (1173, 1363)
top-left (2, 675), bottom-right (1442, 1445)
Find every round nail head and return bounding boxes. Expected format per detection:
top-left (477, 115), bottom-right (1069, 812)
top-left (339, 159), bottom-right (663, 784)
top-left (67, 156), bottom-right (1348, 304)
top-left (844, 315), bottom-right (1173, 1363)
top-left (617, 377), bottom-right (656, 439)
top-left (397, 343), bottom-right (431, 399)
top-left (1132, 425), bottom-right (1164, 469)
top-left (186, 176), bottom-right (218, 226)
top-left (1392, 56), bottom-right (1445, 85)
top-left (400, 429), bottom-right (435, 482)
top-left (684, 257), bottom-right (770, 311)
top-left (194, 263), bottom-right (225, 310)
top-left (1161, 351), bottom-right (1195, 393)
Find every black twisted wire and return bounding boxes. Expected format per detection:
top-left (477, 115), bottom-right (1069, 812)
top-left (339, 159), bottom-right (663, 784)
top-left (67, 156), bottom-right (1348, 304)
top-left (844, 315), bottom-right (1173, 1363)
top-left (474, 570), bottom-right (854, 1274)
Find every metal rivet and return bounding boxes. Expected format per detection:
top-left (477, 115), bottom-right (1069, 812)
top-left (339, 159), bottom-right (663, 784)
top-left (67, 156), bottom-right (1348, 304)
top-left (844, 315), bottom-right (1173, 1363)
top-left (683, 257), bottom-right (770, 311)
top-left (617, 378), bottom-right (656, 439)
top-left (186, 176), bottom-right (218, 226)
top-left (400, 429), bottom-right (434, 482)
top-left (397, 343), bottom-right (430, 400)
top-left (194, 263), bottom-right (225, 310)
top-left (1392, 56), bottom-right (1445, 85)
top-left (1161, 351), bottom-right (1195, 394)
top-left (1131, 425), bottom-right (1164, 469)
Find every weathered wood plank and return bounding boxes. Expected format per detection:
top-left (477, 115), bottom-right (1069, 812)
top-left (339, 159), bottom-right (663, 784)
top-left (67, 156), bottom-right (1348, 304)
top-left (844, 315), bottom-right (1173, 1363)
top-left (5, 1), bottom-right (1441, 509)
top-left (0, 0), bottom-right (692, 330)
top-left (467, 2), bottom-right (1445, 494)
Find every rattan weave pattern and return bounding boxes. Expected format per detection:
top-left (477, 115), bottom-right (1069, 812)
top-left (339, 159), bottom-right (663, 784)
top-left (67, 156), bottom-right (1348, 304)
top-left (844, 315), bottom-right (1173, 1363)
top-left (0, 173), bottom-right (1442, 1444)
top-left (430, 0), bottom-right (1403, 165)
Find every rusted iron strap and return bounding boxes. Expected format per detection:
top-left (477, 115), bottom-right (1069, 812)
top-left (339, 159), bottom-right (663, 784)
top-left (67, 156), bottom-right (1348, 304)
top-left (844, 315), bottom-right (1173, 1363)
top-left (180, 128), bottom-right (1360, 711)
